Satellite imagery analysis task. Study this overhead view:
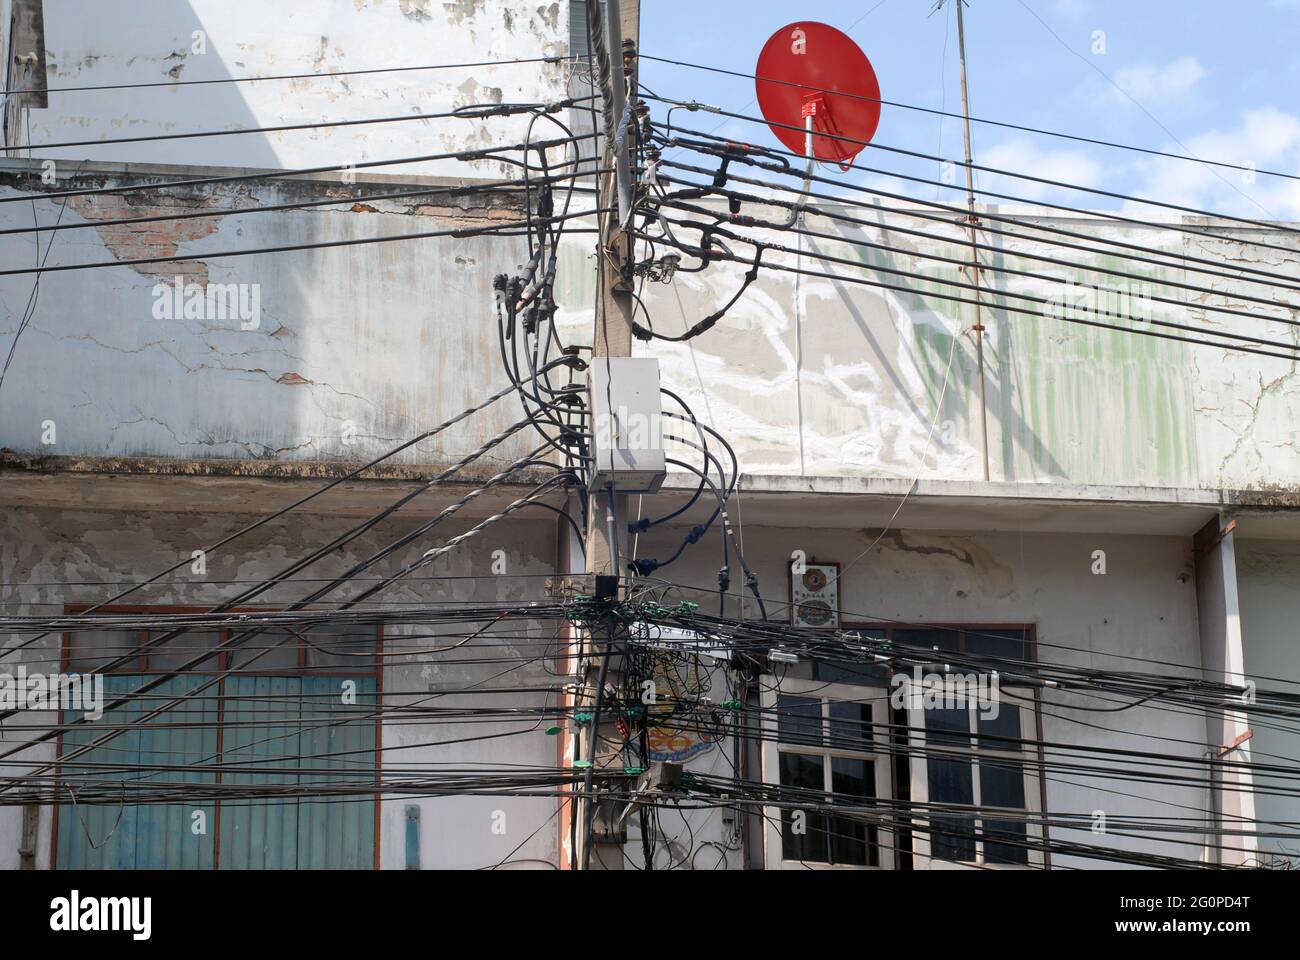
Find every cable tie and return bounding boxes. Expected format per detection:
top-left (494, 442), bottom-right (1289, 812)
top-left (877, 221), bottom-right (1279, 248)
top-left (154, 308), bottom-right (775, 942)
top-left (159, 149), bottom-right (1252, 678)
top-left (612, 101), bottom-right (634, 150)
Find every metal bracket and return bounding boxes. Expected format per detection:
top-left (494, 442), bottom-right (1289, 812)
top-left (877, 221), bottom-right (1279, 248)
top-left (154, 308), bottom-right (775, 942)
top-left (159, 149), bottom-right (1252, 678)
top-left (1196, 517), bottom-right (1238, 556)
top-left (1216, 728), bottom-right (1253, 759)
top-left (616, 762), bottom-right (684, 827)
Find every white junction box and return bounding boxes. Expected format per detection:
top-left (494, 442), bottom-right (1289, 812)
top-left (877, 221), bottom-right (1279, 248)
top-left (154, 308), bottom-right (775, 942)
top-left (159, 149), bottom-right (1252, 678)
top-left (588, 357), bottom-right (666, 493)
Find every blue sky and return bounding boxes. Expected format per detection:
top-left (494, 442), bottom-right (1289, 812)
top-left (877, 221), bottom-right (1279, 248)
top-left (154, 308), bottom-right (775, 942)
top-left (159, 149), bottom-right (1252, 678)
top-left (639, 0), bottom-right (1300, 220)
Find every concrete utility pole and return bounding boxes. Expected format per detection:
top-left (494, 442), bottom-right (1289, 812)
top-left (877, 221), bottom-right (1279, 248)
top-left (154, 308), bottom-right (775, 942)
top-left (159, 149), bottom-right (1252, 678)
top-left (953, 0), bottom-right (992, 482)
top-left (575, 0), bottom-right (639, 871)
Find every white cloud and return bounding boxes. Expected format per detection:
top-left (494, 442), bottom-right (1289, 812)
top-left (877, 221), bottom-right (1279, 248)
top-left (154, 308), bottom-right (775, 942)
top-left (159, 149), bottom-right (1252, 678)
top-left (857, 171), bottom-right (918, 201)
top-left (1123, 107), bottom-right (1300, 221)
top-left (1112, 56), bottom-right (1206, 106)
top-left (1214, 106), bottom-right (1300, 157)
top-left (978, 139), bottom-right (1105, 203)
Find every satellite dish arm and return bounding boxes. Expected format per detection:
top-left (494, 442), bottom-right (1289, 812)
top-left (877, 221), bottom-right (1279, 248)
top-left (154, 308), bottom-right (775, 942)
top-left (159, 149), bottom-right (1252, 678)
top-left (775, 99), bottom-right (820, 229)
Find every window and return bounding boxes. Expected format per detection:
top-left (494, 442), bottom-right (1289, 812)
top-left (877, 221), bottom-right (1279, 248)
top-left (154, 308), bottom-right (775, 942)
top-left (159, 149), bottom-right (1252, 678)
top-left (897, 626), bottom-right (1043, 869)
top-left (55, 608), bottom-right (381, 870)
top-left (891, 624), bottom-right (1032, 663)
top-left (761, 679), bottom-right (894, 869)
top-left (759, 623), bottom-right (1043, 870)
top-left (907, 699), bottom-right (1040, 866)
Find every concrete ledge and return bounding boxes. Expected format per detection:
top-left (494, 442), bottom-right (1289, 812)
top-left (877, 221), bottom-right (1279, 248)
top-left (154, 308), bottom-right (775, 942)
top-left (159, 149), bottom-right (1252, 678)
top-left (12, 451), bottom-right (1300, 505)
top-left (0, 450), bottom-right (547, 484)
top-left (0, 155), bottom-right (536, 193)
top-left (5, 452), bottom-right (1300, 535)
top-left (0, 452), bottom-right (563, 520)
top-left (716, 473), bottom-right (1300, 510)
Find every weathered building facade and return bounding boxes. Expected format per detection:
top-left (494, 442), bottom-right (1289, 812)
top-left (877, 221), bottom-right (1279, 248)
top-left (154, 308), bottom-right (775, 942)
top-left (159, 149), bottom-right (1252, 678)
top-left (1, 0), bottom-right (1296, 870)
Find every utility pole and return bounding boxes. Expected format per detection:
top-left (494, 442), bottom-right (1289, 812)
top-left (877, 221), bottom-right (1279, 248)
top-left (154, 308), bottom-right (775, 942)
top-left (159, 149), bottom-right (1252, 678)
top-left (953, 0), bottom-right (991, 482)
top-left (574, 0), bottom-right (639, 871)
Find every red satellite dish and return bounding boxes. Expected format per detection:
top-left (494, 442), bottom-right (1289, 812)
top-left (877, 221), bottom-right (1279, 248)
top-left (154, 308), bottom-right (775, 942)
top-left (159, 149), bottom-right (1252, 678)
top-left (755, 22), bottom-right (881, 167)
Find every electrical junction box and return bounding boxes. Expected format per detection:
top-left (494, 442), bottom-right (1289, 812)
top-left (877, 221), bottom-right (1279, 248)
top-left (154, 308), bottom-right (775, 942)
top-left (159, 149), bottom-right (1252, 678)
top-left (588, 357), bottom-right (666, 493)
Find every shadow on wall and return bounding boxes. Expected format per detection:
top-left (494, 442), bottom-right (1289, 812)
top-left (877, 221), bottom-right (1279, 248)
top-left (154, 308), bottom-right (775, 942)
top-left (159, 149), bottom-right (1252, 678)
top-left (22, 2), bottom-right (280, 169)
top-left (826, 206), bottom-right (1197, 486)
top-left (623, 207), bottom-right (1196, 485)
top-left (978, 222), bottom-right (1197, 487)
top-left (23, 0), bottom-right (569, 174)
top-left (814, 226), bottom-right (1066, 483)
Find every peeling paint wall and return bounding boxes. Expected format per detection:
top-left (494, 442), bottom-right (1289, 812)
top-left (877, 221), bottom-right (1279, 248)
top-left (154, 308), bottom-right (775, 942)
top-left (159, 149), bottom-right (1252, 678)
top-left (7, 182), bottom-right (1297, 491)
top-left (6, 0), bottom-right (569, 178)
top-left (0, 167), bottom-right (549, 468)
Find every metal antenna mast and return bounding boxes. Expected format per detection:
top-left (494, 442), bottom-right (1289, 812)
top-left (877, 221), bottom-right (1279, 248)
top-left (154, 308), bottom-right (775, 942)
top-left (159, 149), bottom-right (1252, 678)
top-left (953, 0), bottom-right (992, 481)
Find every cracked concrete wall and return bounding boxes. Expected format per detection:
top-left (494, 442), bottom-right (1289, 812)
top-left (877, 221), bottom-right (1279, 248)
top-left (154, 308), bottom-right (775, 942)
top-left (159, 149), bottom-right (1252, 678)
top-left (0, 503), bottom-right (563, 869)
top-left (5, 0), bottom-right (569, 178)
top-left (565, 201), bottom-right (1300, 493)
top-left (5, 179), bottom-right (1297, 493)
top-left (1183, 230), bottom-right (1300, 491)
top-left (0, 169), bottom-right (551, 468)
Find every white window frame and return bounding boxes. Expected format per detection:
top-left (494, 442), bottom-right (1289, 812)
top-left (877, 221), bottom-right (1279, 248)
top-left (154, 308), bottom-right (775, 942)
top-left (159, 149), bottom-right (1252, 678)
top-left (905, 683), bottom-right (1044, 870)
top-left (760, 678), bottom-right (895, 870)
